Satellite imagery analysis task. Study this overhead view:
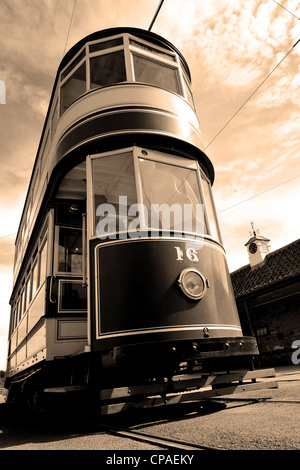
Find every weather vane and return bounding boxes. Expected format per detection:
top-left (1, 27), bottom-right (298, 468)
top-left (250, 220), bottom-right (260, 237)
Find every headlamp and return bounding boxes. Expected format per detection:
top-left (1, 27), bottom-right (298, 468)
top-left (178, 268), bottom-right (207, 300)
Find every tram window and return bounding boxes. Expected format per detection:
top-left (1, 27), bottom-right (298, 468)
top-left (59, 281), bottom-right (87, 311)
top-left (15, 300), bottom-right (20, 328)
top-left (201, 176), bottom-right (221, 243)
top-left (57, 227), bottom-right (82, 274)
top-left (20, 288), bottom-right (25, 318)
top-left (129, 39), bottom-right (176, 62)
top-left (39, 238), bottom-right (48, 283)
top-left (89, 37), bottom-right (123, 53)
top-left (138, 159), bottom-right (205, 234)
top-left (51, 98), bottom-right (58, 138)
top-left (132, 54), bottom-right (181, 95)
top-left (31, 258), bottom-right (39, 299)
top-left (182, 73), bottom-right (194, 107)
top-left (26, 274), bottom-right (32, 307)
top-left (61, 49), bottom-right (85, 81)
top-left (60, 63), bottom-right (86, 114)
top-left (92, 152), bottom-right (137, 237)
top-left (90, 51), bottom-right (126, 89)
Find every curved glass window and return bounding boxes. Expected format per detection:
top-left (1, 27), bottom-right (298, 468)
top-left (90, 50), bottom-right (126, 89)
top-left (129, 39), bottom-right (176, 62)
top-left (138, 158), bottom-right (205, 235)
top-left (89, 37), bottom-right (123, 53)
top-left (59, 33), bottom-right (193, 118)
top-left (132, 54), bottom-right (181, 95)
top-left (61, 50), bottom-right (86, 80)
top-left (91, 152), bottom-right (137, 238)
top-left (60, 63), bottom-right (86, 114)
top-left (201, 173), bottom-right (222, 243)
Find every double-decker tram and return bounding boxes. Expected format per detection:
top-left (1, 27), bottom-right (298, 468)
top-left (5, 28), bottom-right (277, 413)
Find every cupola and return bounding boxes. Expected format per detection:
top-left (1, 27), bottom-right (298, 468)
top-left (245, 221), bottom-right (270, 269)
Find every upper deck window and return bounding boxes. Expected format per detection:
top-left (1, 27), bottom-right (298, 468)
top-left (129, 39), bottom-right (176, 62)
top-left (61, 49), bottom-right (86, 80)
top-left (60, 62), bottom-right (86, 115)
top-left (90, 50), bottom-right (126, 89)
top-left (132, 54), bottom-right (181, 95)
top-left (59, 33), bottom-right (194, 117)
top-left (89, 37), bottom-right (123, 53)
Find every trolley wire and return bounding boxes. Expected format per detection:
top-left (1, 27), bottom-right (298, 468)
top-left (148, 0), bottom-right (165, 31)
top-left (204, 37), bottom-right (300, 150)
top-left (272, 0), bottom-right (300, 20)
top-left (63, 0), bottom-right (78, 56)
top-left (217, 173), bottom-right (300, 214)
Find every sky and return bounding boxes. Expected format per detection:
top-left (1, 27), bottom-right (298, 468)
top-left (0, 0), bottom-right (299, 369)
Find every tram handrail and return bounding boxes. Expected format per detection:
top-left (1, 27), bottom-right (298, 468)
top-left (82, 213), bottom-right (87, 288)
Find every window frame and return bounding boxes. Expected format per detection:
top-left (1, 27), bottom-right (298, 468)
top-left (57, 279), bottom-right (87, 313)
top-left (54, 225), bottom-right (83, 276)
top-left (87, 147), bottom-right (219, 241)
top-left (59, 32), bottom-right (194, 117)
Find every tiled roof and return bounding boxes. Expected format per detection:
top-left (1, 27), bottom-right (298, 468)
top-left (230, 238), bottom-right (300, 298)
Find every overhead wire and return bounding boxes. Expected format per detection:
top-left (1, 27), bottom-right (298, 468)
top-left (63, 0), bottom-right (78, 56)
top-left (206, 1), bottom-right (300, 213)
top-left (204, 37), bottom-right (300, 150)
top-left (272, 0), bottom-right (300, 21)
top-left (148, 0), bottom-right (165, 31)
top-left (0, 233), bottom-right (16, 240)
top-left (217, 173), bottom-right (300, 214)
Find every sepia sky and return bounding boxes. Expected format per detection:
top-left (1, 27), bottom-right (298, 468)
top-left (0, 0), bottom-right (300, 368)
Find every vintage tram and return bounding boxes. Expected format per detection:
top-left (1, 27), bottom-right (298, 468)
top-left (5, 27), bottom-right (276, 413)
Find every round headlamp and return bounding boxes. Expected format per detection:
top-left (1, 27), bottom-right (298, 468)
top-left (178, 268), bottom-right (207, 300)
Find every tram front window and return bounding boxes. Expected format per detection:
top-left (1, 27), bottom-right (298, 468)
top-left (92, 151), bottom-right (137, 238)
top-left (138, 159), bottom-right (206, 235)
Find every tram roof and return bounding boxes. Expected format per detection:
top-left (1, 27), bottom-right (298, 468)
top-left (58, 27), bottom-right (191, 81)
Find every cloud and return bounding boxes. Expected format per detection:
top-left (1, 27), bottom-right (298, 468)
top-left (0, 238), bottom-right (15, 266)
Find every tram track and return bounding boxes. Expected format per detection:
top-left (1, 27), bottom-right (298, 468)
top-left (90, 421), bottom-right (225, 451)
top-left (90, 385), bottom-right (300, 451)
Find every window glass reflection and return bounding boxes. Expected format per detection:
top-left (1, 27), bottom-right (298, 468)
top-left (201, 176), bottom-right (222, 243)
top-left (133, 54), bottom-right (181, 94)
top-left (92, 152), bottom-right (137, 237)
top-left (60, 281), bottom-right (87, 311)
top-left (60, 63), bottom-right (86, 114)
top-left (90, 50), bottom-right (126, 89)
top-left (89, 37), bottom-right (123, 53)
top-left (139, 159), bottom-right (206, 234)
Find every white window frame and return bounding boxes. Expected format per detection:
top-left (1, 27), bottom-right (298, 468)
top-left (87, 146), bottom-right (212, 241)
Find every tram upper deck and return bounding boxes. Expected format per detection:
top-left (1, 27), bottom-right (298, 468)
top-left (12, 27), bottom-right (213, 290)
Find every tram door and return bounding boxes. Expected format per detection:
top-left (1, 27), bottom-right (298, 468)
top-left (51, 161), bottom-right (88, 351)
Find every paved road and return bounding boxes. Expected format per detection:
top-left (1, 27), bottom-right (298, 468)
top-left (0, 365), bottom-right (299, 450)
